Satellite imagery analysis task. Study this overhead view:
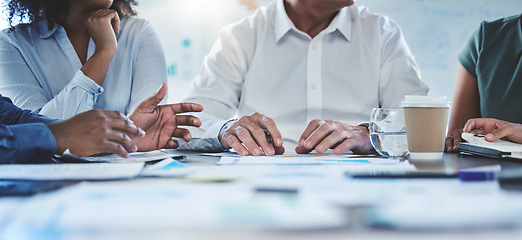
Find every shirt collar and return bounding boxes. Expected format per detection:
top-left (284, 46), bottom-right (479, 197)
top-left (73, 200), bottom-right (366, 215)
top-left (274, 0), bottom-right (294, 42)
top-left (274, 0), bottom-right (352, 42)
top-left (37, 20), bottom-right (61, 39)
top-left (336, 7), bottom-right (352, 42)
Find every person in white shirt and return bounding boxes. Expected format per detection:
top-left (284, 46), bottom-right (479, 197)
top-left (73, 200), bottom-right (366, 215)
top-left (183, 0), bottom-right (429, 156)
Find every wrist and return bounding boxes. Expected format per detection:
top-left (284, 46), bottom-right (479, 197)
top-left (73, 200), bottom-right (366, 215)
top-left (218, 119), bottom-right (236, 148)
top-left (47, 124), bottom-right (67, 155)
top-left (94, 46), bottom-right (117, 58)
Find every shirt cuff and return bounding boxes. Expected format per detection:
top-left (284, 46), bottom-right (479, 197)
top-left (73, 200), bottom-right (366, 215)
top-left (9, 123), bottom-right (57, 164)
top-left (71, 70), bottom-right (104, 95)
top-left (202, 119), bottom-right (230, 139)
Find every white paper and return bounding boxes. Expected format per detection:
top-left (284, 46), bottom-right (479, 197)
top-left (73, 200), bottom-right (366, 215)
top-left (217, 154), bottom-right (403, 166)
top-left (461, 132), bottom-right (522, 153)
top-left (2, 181), bottom-right (346, 236)
top-left (140, 158), bottom-right (194, 178)
top-left (81, 150), bottom-right (177, 162)
top-left (0, 163), bottom-right (144, 180)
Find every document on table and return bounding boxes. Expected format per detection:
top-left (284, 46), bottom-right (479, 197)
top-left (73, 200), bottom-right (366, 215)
top-left (0, 163), bottom-right (144, 180)
top-left (2, 181), bottom-right (346, 235)
top-left (81, 150), bottom-right (177, 163)
top-left (217, 154), bottom-right (402, 165)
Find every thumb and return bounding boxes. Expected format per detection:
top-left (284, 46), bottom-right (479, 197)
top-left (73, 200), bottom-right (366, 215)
top-left (138, 82), bottom-right (167, 112)
top-left (485, 126), bottom-right (509, 142)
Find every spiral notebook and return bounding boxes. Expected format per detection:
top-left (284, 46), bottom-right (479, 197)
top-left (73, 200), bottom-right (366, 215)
top-left (458, 132), bottom-right (522, 160)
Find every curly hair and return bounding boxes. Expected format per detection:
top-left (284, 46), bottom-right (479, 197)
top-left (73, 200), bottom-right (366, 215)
top-left (5, 0), bottom-right (138, 29)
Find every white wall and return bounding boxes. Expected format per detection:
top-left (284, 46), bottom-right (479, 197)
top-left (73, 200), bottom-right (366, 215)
top-left (1, 0), bottom-right (521, 103)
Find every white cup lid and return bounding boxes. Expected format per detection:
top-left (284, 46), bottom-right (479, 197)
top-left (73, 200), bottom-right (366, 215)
top-left (402, 95), bottom-right (450, 108)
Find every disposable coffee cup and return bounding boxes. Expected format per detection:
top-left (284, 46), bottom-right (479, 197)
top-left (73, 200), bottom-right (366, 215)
top-left (402, 96), bottom-right (450, 160)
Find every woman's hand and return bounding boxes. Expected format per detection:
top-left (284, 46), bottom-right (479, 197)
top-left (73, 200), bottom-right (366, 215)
top-left (85, 9), bottom-right (120, 55)
top-left (464, 118), bottom-right (522, 144)
top-left (81, 9), bottom-right (120, 86)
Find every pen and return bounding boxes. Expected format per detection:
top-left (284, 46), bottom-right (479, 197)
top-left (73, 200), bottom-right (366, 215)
top-left (263, 129), bottom-right (273, 144)
top-left (255, 186), bottom-right (298, 194)
top-left (346, 172), bottom-right (458, 179)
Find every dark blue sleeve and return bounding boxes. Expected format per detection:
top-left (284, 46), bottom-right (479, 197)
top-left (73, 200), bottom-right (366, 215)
top-left (0, 96), bottom-right (58, 125)
top-left (0, 95), bottom-right (58, 164)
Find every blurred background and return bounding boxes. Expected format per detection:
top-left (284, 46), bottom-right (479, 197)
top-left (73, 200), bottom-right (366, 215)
top-left (0, 0), bottom-right (521, 103)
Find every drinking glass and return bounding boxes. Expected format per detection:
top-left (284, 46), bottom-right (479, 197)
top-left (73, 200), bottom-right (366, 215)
top-left (369, 108), bottom-right (408, 158)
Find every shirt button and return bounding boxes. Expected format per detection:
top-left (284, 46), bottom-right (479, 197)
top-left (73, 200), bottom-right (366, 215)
top-left (311, 45), bottom-right (317, 50)
top-left (310, 84), bottom-right (317, 90)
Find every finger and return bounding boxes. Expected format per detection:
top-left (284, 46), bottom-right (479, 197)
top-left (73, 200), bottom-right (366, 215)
top-left (243, 121), bottom-right (274, 156)
top-left (101, 140), bottom-right (130, 158)
top-left (110, 10), bottom-right (120, 34)
top-left (470, 129), bottom-right (485, 135)
top-left (448, 129), bottom-right (463, 152)
top-left (137, 83), bottom-right (168, 112)
top-left (234, 126), bottom-right (263, 156)
top-left (172, 128), bottom-right (191, 142)
top-left (223, 133), bottom-right (249, 156)
top-left (275, 145), bottom-right (285, 155)
top-left (165, 139), bottom-right (179, 149)
top-left (314, 130), bottom-right (345, 153)
top-left (107, 131), bottom-right (137, 152)
top-left (303, 122), bottom-right (332, 150)
top-left (463, 119), bottom-right (477, 133)
top-left (332, 138), bottom-right (357, 155)
top-left (486, 125), bottom-right (513, 142)
top-left (108, 114), bottom-right (145, 137)
top-left (334, 128), bottom-right (372, 155)
top-left (169, 102), bottom-right (204, 114)
top-left (445, 136), bottom-right (455, 152)
top-left (176, 115), bottom-right (202, 127)
top-left (257, 116), bottom-right (283, 147)
top-left (299, 120), bottom-right (322, 147)
top-left (295, 145), bottom-right (313, 154)
top-left (452, 135), bottom-right (463, 151)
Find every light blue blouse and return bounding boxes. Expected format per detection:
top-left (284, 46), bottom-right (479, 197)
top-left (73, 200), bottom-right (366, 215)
top-left (0, 17), bottom-right (167, 119)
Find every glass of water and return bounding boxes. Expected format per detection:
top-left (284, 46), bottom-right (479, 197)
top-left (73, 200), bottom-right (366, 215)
top-left (369, 108), bottom-right (408, 158)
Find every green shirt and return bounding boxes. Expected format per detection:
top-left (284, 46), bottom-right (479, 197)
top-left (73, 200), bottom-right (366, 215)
top-left (458, 14), bottom-right (522, 123)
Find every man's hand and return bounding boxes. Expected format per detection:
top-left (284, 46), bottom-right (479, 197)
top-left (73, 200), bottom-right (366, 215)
top-left (48, 110), bottom-right (145, 158)
top-left (295, 120), bottom-right (373, 155)
top-left (464, 118), bottom-right (522, 144)
top-left (129, 83), bottom-right (203, 151)
top-left (219, 112), bottom-right (285, 156)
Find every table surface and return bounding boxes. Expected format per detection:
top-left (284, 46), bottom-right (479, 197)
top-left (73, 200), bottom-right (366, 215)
top-left (2, 151), bottom-right (522, 240)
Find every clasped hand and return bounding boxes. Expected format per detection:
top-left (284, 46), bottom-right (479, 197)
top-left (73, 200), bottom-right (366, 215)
top-left (218, 113), bottom-right (373, 156)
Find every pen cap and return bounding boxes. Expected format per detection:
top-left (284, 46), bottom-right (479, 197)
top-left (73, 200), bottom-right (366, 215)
top-left (401, 95), bottom-right (450, 108)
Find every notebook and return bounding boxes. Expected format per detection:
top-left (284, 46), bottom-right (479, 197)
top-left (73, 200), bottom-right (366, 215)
top-left (458, 132), bottom-right (522, 160)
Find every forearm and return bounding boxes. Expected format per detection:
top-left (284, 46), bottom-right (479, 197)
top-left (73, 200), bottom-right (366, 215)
top-left (38, 71), bottom-right (103, 119)
top-left (448, 65), bottom-right (481, 134)
top-left (0, 123), bottom-right (56, 164)
top-left (81, 49), bottom-right (115, 86)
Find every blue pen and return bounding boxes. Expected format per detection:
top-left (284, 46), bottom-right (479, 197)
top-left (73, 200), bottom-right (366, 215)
top-left (457, 165), bottom-right (500, 181)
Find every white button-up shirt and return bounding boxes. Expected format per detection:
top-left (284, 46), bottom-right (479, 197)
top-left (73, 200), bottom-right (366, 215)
top-left (183, 0), bottom-right (428, 151)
